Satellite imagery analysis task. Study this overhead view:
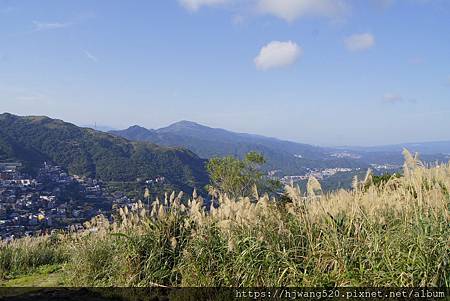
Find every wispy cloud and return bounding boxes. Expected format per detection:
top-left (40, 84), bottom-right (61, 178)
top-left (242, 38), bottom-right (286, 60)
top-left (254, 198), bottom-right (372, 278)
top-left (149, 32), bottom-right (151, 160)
top-left (178, 0), bottom-right (349, 21)
top-left (83, 50), bottom-right (99, 63)
top-left (257, 0), bottom-right (349, 22)
top-left (32, 21), bottom-right (71, 32)
top-left (178, 0), bottom-right (442, 22)
top-left (16, 93), bottom-right (47, 102)
top-left (254, 40), bottom-right (302, 70)
top-left (344, 33), bottom-right (375, 52)
top-left (383, 93), bottom-right (403, 103)
top-left (383, 93), bottom-right (417, 104)
top-left (31, 13), bottom-right (94, 34)
top-left (178, 0), bottom-right (229, 11)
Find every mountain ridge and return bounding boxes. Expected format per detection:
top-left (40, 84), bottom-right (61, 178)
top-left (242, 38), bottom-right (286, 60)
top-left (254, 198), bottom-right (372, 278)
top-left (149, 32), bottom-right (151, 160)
top-left (110, 121), bottom-right (450, 177)
top-left (111, 119), bottom-right (450, 151)
top-left (110, 121), bottom-right (366, 175)
top-left (0, 113), bottom-right (208, 191)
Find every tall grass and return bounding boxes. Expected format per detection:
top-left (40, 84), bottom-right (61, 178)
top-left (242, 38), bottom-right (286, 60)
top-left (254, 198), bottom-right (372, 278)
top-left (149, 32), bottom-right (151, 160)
top-left (1, 150), bottom-right (449, 287)
top-left (0, 234), bottom-right (68, 279)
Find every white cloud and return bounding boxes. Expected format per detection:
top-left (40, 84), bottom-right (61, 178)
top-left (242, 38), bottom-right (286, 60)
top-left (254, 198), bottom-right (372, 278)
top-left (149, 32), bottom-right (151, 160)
top-left (254, 41), bottom-right (302, 70)
top-left (33, 21), bottom-right (71, 31)
top-left (257, 0), bottom-right (348, 22)
top-left (83, 50), bottom-right (98, 63)
top-left (344, 33), bottom-right (375, 51)
top-left (178, 0), bottom-right (229, 11)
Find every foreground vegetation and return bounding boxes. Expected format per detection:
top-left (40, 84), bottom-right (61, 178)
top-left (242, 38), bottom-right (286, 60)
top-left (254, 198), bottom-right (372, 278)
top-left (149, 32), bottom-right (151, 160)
top-left (1, 150), bottom-right (449, 287)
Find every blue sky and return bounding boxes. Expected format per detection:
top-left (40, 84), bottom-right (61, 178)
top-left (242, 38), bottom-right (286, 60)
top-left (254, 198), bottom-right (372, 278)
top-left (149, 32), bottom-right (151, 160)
top-left (0, 0), bottom-right (449, 146)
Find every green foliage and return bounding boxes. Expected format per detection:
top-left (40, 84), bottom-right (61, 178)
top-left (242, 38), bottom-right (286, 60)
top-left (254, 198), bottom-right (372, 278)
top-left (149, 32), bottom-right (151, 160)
top-left (206, 152), bottom-right (278, 198)
top-left (372, 172), bottom-right (402, 187)
top-left (0, 113), bottom-right (208, 191)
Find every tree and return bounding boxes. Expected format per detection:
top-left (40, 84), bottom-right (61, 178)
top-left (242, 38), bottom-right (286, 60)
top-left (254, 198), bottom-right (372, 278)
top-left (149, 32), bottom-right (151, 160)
top-left (371, 172), bottom-right (402, 188)
top-left (206, 151), bottom-right (280, 199)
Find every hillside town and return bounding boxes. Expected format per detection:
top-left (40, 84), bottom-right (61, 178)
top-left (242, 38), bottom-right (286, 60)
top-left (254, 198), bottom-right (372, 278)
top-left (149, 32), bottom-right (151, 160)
top-left (0, 162), bottom-right (136, 241)
top-left (279, 167), bottom-right (359, 184)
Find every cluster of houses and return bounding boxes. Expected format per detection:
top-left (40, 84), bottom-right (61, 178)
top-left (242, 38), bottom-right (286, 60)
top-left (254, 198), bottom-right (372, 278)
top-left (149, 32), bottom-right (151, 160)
top-left (369, 163), bottom-right (401, 171)
top-left (0, 159), bottom-right (188, 241)
top-left (0, 162), bottom-right (135, 241)
top-left (280, 167), bottom-right (359, 184)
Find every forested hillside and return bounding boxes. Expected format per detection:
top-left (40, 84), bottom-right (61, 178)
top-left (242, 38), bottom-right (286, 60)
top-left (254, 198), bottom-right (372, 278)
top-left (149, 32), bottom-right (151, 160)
top-left (0, 113), bottom-right (208, 190)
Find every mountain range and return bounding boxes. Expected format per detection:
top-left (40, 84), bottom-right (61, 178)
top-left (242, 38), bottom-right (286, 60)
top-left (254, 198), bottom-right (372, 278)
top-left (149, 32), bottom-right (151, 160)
top-left (110, 121), bottom-right (364, 176)
top-left (1, 113), bottom-right (449, 193)
top-left (110, 121), bottom-right (450, 177)
top-left (340, 141), bottom-right (450, 155)
top-left (0, 113), bottom-right (208, 191)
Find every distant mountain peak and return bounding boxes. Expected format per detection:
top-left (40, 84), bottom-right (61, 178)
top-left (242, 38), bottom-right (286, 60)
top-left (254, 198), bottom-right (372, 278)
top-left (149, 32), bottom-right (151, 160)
top-left (109, 125), bottom-right (155, 138)
top-left (128, 125), bottom-right (148, 130)
top-left (168, 120), bottom-right (205, 128)
top-left (158, 120), bottom-right (211, 133)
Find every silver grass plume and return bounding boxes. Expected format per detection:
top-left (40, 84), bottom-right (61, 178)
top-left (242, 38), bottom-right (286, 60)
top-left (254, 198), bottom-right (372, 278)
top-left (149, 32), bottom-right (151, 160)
top-left (363, 168), bottom-right (373, 187)
top-left (403, 148), bottom-right (416, 171)
top-left (414, 152), bottom-right (424, 167)
top-left (207, 185), bottom-right (218, 200)
top-left (251, 184), bottom-right (259, 199)
top-left (170, 237), bottom-right (177, 250)
top-left (144, 188), bottom-right (150, 199)
top-left (285, 184), bottom-right (301, 204)
top-left (307, 176), bottom-right (322, 197)
top-left (352, 175), bottom-right (359, 191)
top-left (139, 208), bottom-right (146, 219)
top-left (164, 192), bottom-right (169, 206)
top-left (169, 191), bottom-right (175, 204)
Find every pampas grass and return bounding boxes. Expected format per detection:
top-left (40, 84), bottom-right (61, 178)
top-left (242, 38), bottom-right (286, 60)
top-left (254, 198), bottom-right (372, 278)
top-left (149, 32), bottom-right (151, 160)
top-left (1, 151), bottom-right (449, 287)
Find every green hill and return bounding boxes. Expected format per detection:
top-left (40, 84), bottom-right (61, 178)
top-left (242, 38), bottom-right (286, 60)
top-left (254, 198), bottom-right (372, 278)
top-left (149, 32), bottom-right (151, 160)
top-left (0, 113), bottom-right (208, 190)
